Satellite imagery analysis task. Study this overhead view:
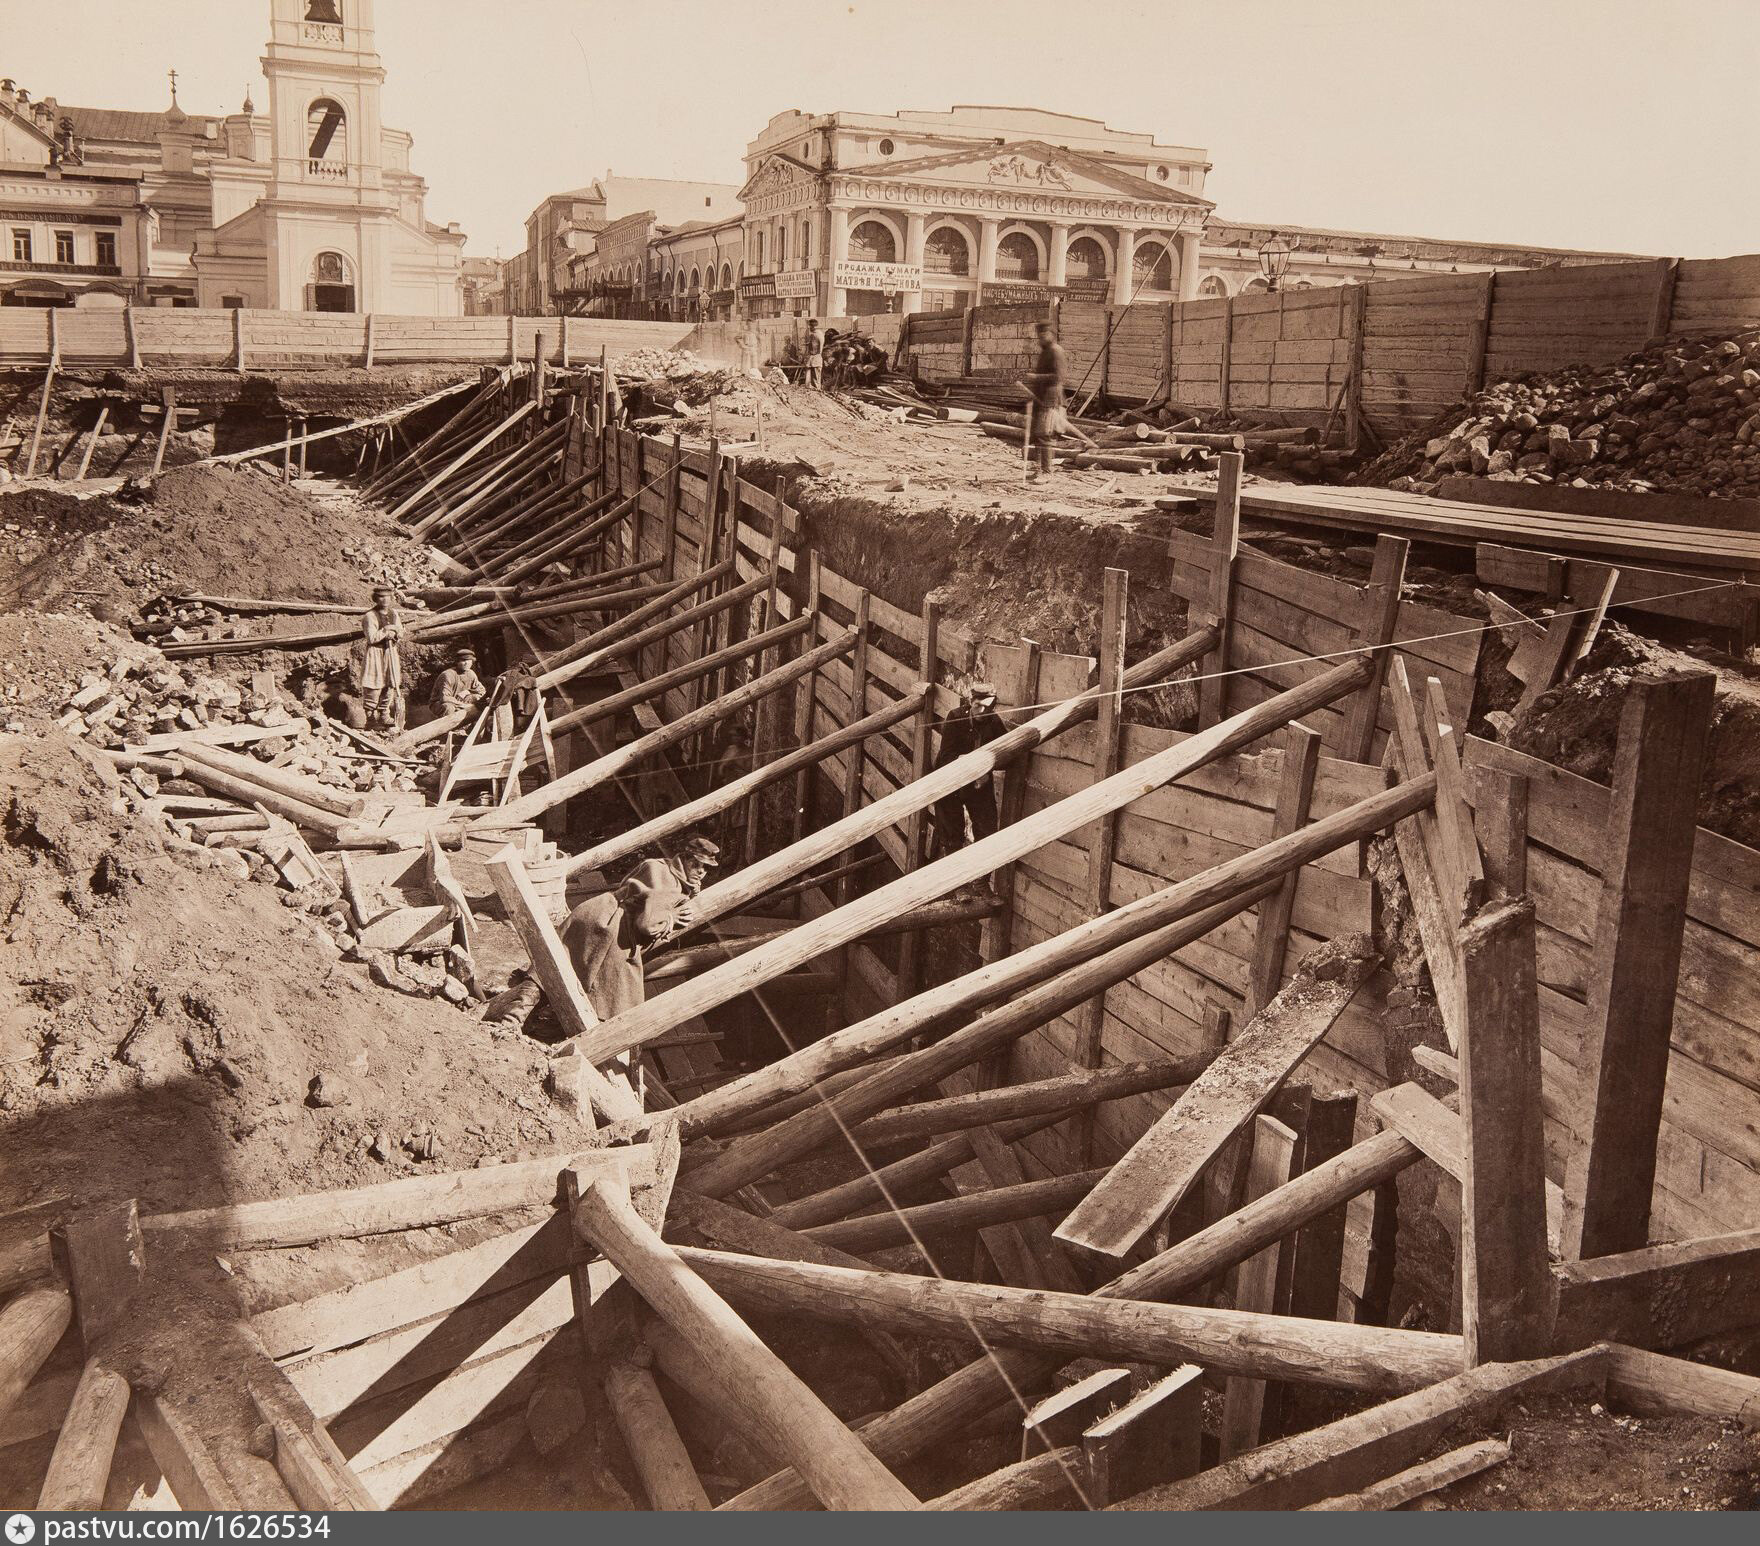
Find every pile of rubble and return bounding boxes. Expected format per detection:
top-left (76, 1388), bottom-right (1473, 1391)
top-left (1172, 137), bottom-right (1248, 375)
top-left (1357, 328), bottom-right (1760, 498)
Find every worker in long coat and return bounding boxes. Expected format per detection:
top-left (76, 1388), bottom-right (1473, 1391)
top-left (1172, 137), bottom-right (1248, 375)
top-left (360, 586), bottom-right (404, 729)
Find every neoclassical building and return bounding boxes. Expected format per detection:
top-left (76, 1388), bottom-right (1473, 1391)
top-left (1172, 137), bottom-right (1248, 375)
top-left (736, 106), bottom-right (1213, 319)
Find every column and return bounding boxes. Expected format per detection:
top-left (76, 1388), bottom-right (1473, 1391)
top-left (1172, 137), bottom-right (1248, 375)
top-left (902, 210), bottom-right (926, 315)
top-left (1176, 228), bottom-right (1202, 302)
top-left (977, 217), bottom-right (1000, 294)
top-left (1047, 222), bottom-right (1070, 291)
top-left (826, 204), bottom-right (849, 318)
top-left (1113, 227), bottom-right (1138, 307)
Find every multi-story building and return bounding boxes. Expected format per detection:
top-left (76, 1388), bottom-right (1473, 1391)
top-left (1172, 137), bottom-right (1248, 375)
top-left (647, 215), bottom-right (744, 321)
top-left (0, 0), bottom-right (466, 312)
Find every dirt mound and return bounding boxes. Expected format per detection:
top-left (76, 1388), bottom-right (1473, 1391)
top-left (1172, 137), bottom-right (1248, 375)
top-left (1355, 328), bottom-right (1760, 499)
top-left (0, 732), bottom-right (582, 1222)
top-left (1506, 623), bottom-right (1760, 848)
top-left (0, 463), bottom-right (428, 620)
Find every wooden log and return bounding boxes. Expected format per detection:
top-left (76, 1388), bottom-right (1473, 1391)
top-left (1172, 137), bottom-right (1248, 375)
top-left (493, 627), bottom-right (855, 828)
top-left (723, 1126), bottom-right (1424, 1510)
top-left (605, 1361), bottom-right (712, 1510)
top-left (1562, 671), bottom-right (1717, 1261)
top-left (802, 1168), bottom-right (1107, 1254)
top-left (399, 401), bottom-right (538, 529)
top-left (0, 1284), bottom-right (73, 1421)
top-left (74, 404), bottom-right (108, 480)
top-left (1056, 943), bottom-right (1378, 1260)
top-left (1456, 898), bottom-right (1553, 1363)
top-left (532, 557), bottom-right (736, 684)
top-left (149, 385), bottom-right (172, 477)
top-left (566, 691), bottom-right (925, 880)
top-left (1304, 1435), bottom-right (1511, 1510)
top-left (485, 848), bottom-right (643, 1123)
top-left (173, 741), bottom-right (365, 819)
top-left (676, 1248), bottom-right (1465, 1394)
top-left (1551, 1229), bottom-right (1760, 1352)
top-left (37, 1361), bottom-right (130, 1510)
top-left (1115, 1347), bottom-right (1606, 1511)
top-left (145, 1146), bottom-right (657, 1249)
top-left (1194, 454), bottom-right (1242, 727)
top-left (167, 758), bottom-right (349, 838)
top-left (1604, 1343), bottom-right (1760, 1429)
top-left (570, 1175), bottom-right (919, 1509)
top-left (926, 1445), bottom-right (1084, 1510)
top-left (1246, 722), bottom-right (1322, 1014)
top-left (249, 1375), bottom-right (381, 1510)
top-left (849, 1060), bottom-right (1197, 1148)
top-left (135, 1391), bottom-right (244, 1509)
top-left (54, 1199), bottom-right (144, 1347)
top-left (1020, 1367), bottom-right (1131, 1458)
top-left (585, 654), bottom-right (1376, 1066)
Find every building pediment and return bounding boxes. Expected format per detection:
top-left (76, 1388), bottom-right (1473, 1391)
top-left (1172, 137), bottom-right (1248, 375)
top-left (738, 152), bottom-right (819, 203)
top-left (839, 139), bottom-right (1208, 206)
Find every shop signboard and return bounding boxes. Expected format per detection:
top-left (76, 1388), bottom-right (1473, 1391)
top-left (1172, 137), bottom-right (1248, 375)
top-left (738, 273), bottom-right (776, 298)
top-left (773, 269), bottom-right (818, 299)
top-left (833, 260), bottom-right (922, 293)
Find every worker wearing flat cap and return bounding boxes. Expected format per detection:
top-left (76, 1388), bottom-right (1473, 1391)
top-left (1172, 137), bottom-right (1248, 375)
top-left (431, 647), bottom-right (486, 718)
top-left (931, 679), bottom-right (1006, 855)
top-left (485, 832), bottom-right (720, 1033)
top-left (360, 586), bottom-right (403, 730)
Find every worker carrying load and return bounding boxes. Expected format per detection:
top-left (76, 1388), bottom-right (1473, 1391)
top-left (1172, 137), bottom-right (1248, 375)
top-left (430, 647), bottom-right (486, 718)
top-left (359, 585), bottom-right (404, 730)
top-left (485, 832), bottom-right (720, 1033)
top-left (931, 679), bottom-right (1005, 856)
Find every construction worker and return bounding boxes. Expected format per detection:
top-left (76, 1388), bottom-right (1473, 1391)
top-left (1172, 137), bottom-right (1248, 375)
top-left (1024, 320), bottom-right (1070, 481)
top-left (931, 680), bottom-right (1006, 855)
top-left (484, 833), bottom-right (719, 1032)
top-left (803, 319), bottom-right (825, 389)
top-left (430, 647), bottom-right (486, 718)
top-left (360, 586), bottom-right (403, 730)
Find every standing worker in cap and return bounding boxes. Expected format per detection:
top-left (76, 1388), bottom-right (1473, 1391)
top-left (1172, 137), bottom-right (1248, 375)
top-left (931, 679), bottom-right (1006, 856)
top-left (484, 831), bottom-right (720, 1033)
top-left (803, 319), bottom-right (825, 390)
top-left (360, 586), bottom-right (404, 731)
top-left (1023, 320), bottom-right (1069, 482)
top-left (430, 647), bottom-right (486, 719)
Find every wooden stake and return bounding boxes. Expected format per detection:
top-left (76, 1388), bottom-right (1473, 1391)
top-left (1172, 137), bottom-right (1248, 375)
top-left (1194, 451), bottom-right (1242, 728)
top-left (1220, 1116), bottom-right (1300, 1457)
top-left (1339, 535), bottom-right (1410, 762)
top-left (570, 1176), bottom-right (919, 1509)
top-left (150, 387), bottom-right (175, 477)
top-left (604, 1361), bottom-right (711, 1510)
top-left (1246, 722), bottom-right (1322, 1014)
top-left (74, 404), bottom-right (109, 481)
top-left (895, 598), bottom-right (942, 997)
top-left (1562, 670), bottom-right (1716, 1261)
top-left (37, 1361), bottom-right (130, 1510)
top-left (1457, 897), bottom-right (1553, 1363)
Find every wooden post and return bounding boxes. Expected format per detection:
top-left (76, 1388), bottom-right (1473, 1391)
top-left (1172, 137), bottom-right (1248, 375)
top-left (533, 331), bottom-right (548, 409)
top-left (1245, 722), bottom-right (1322, 1015)
top-left (979, 638), bottom-right (1042, 979)
top-left (835, 590), bottom-right (873, 888)
top-left (363, 313), bottom-right (377, 369)
top-left (1082, 1366), bottom-right (1202, 1505)
top-left (1339, 534), bottom-right (1410, 763)
top-left (74, 404), bottom-right (109, 481)
top-left (124, 301), bottom-right (141, 369)
top-left (281, 415), bottom-right (293, 483)
top-left (233, 303), bottom-right (247, 371)
top-left (1022, 1367), bottom-right (1131, 1458)
top-left (1464, 271), bottom-right (1494, 396)
top-left (38, 1360), bottom-right (131, 1509)
top-left (571, 1176), bottom-right (920, 1510)
top-left (507, 312), bottom-right (518, 365)
top-left (790, 554), bottom-right (825, 852)
top-left (1073, 568), bottom-right (1127, 1164)
top-left (895, 599), bottom-right (941, 997)
top-left (1456, 897), bottom-right (1553, 1363)
top-left (1561, 670), bottom-right (1717, 1260)
top-left (1646, 256), bottom-right (1679, 342)
top-left (560, 315), bottom-right (572, 368)
top-left (1195, 451), bottom-right (1242, 728)
top-left (1221, 1116), bottom-right (1301, 1457)
top-left (596, 346), bottom-right (611, 497)
top-left (25, 314), bottom-right (59, 478)
top-left (741, 499), bottom-right (788, 868)
top-left (1343, 282), bottom-right (1366, 451)
top-left (248, 1377), bottom-right (380, 1510)
top-left (296, 416), bottom-right (308, 479)
top-left (1219, 293), bottom-right (1234, 416)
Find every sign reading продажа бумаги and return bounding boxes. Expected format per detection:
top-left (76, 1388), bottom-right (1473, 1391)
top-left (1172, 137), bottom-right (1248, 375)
top-left (833, 260), bottom-right (923, 293)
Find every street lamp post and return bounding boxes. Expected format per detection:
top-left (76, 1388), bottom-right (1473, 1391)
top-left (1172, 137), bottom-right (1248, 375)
top-left (1258, 232), bottom-right (1294, 293)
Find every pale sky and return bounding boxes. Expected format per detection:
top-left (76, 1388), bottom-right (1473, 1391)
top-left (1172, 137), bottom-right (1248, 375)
top-left (6, 0), bottom-right (1757, 262)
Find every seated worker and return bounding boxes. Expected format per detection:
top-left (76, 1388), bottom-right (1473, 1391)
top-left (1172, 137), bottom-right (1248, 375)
top-left (483, 832), bottom-right (720, 1034)
top-left (430, 647), bottom-right (487, 718)
top-left (930, 680), bottom-right (1006, 856)
top-left (850, 336), bottom-right (889, 386)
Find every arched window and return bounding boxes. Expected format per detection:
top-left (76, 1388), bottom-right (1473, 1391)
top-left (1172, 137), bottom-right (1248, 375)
top-left (801, 218), bottom-right (812, 263)
top-left (923, 226), bottom-right (970, 276)
top-left (305, 1), bottom-right (342, 22)
top-left (306, 98), bottom-right (347, 178)
top-left (1132, 239), bottom-right (1174, 292)
top-left (1293, 279), bottom-right (1314, 290)
top-left (1241, 275), bottom-right (1270, 294)
top-left (779, 225), bottom-right (788, 265)
top-left (1065, 236), bottom-right (1108, 282)
top-left (309, 250), bottom-right (353, 312)
top-left (996, 231), bottom-right (1040, 281)
top-left (1198, 274), bottom-right (1229, 299)
top-left (720, 263), bottom-right (733, 290)
top-left (689, 266), bottom-right (701, 293)
top-left (849, 220), bottom-right (896, 265)
top-left (754, 230), bottom-right (765, 270)
top-left (675, 269), bottom-right (686, 295)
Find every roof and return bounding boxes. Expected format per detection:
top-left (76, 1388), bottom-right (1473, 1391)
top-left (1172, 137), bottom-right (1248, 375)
top-left (1205, 216), bottom-right (1647, 263)
top-left (60, 105), bottom-right (219, 142)
top-left (836, 138), bottom-right (1212, 208)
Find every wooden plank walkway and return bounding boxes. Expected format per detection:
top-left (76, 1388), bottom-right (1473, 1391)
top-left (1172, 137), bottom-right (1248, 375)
top-left (1223, 483), bottom-right (1760, 576)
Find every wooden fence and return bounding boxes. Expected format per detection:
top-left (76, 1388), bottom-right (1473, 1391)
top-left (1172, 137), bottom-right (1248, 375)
top-left (901, 252), bottom-right (1760, 443)
top-left (594, 424), bottom-right (1760, 1269)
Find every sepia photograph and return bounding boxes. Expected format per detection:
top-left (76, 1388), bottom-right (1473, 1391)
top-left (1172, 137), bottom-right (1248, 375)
top-left (1, 0), bottom-right (1758, 1519)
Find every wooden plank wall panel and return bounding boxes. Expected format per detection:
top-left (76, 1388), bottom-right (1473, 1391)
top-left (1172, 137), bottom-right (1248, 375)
top-left (1671, 254), bottom-right (1760, 331)
top-left (1483, 260), bottom-right (1661, 380)
top-left (1358, 272), bottom-right (1485, 438)
top-left (1460, 737), bottom-right (1760, 1239)
top-left (1059, 302), bottom-right (1109, 396)
top-left (1107, 304), bottom-right (1168, 402)
top-left (970, 304), bottom-right (1048, 380)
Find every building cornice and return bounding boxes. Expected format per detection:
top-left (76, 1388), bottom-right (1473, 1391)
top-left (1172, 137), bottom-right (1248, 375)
top-left (827, 176), bottom-right (1206, 231)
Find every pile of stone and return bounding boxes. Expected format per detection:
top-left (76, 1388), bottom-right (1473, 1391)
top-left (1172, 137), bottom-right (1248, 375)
top-left (1358, 329), bottom-right (1760, 498)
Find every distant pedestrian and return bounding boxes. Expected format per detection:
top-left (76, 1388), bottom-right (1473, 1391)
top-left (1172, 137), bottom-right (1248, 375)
top-left (360, 586), bottom-right (403, 730)
top-left (804, 319), bottom-right (824, 389)
top-left (1024, 320), bottom-right (1069, 481)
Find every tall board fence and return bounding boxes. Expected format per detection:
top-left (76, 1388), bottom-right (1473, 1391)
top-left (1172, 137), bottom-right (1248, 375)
top-left (901, 252), bottom-right (1760, 443)
top-left (593, 423), bottom-right (1760, 1293)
